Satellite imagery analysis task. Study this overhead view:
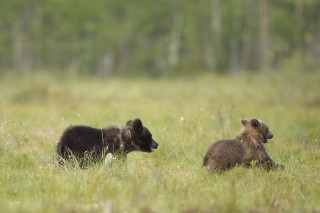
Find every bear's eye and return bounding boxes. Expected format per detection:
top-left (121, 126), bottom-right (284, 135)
top-left (143, 134), bottom-right (152, 140)
top-left (265, 128), bottom-right (270, 134)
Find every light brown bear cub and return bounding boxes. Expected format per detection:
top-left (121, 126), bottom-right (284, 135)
top-left (203, 118), bottom-right (284, 172)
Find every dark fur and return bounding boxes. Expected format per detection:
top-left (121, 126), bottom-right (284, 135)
top-left (56, 118), bottom-right (158, 166)
top-left (203, 118), bottom-right (284, 172)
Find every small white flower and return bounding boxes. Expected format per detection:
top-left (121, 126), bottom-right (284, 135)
top-left (180, 116), bottom-right (184, 122)
top-left (99, 153), bottom-right (113, 173)
top-left (104, 153), bottom-right (113, 167)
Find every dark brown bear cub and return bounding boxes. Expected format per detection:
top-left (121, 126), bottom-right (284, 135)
top-left (56, 118), bottom-right (158, 167)
top-left (203, 118), bottom-right (284, 172)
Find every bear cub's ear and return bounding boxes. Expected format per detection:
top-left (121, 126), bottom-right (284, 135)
top-left (126, 120), bottom-right (133, 126)
top-left (250, 118), bottom-right (260, 128)
top-left (126, 118), bottom-right (143, 132)
top-left (240, 118), bottom-right (249, 126)
top-left (132, 118), bottom-right (143, 132)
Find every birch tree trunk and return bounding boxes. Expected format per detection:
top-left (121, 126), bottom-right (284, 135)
top-left (98, 51), bottom-right (114, 76)
top-left (13, 21), bottom-right (31, 73)
top-left (294, 0), bottom-right (303, 48)
top-left (209, 0), bottom-right (221, 70)
top-left (168, 12), bottom-right (182, 67)
top-left (259, 0), bottom-right (269, 70)
top-left (240, 0), bottom-right (255, 71)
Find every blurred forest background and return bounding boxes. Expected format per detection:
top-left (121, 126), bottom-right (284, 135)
top-left (0, 0), bottom-right (319, 76)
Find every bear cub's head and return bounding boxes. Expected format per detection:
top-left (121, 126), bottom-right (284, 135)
top-left (125, 118), bottom-right (158, 152)
top-left (240, 118), bottom-right (273, 143)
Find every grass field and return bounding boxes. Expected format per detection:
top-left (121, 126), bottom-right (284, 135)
top-left (0, 71), bottom-right (319, 213)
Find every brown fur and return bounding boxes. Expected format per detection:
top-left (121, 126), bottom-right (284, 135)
top-left (203, 118), bottom-right (284, 172)
top-left (56, 118), bottom-right (158, 167)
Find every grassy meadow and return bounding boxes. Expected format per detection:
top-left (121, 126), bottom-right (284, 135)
top-left (0, 71), bottom-right (319, 213)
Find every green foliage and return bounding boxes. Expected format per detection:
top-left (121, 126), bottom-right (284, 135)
top-left (0, 1), bottom-right (320, 75)
top-left (0, 72), bottom-right (320, 212)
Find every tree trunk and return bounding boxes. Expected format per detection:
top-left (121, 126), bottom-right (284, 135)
top-left (168, 12), bottom-right (182, 67)
top-left (118, 37), bottom-right (130, 74)
top-left (12, 22), bottom-right (31, 73)
top-left (229, 38), bottom-right (239, 72)
top-left (294, 0), bottom-right (303, 48)
top-left (211, 0), bottom-right (221, 45)
top-left (210, 0), bottom-right (222, 70)
top-left (98, 51), bottom-right (114, 76)
top-left (259, 0), bottom-right (269, 70)
top-left (240, 0), bottom-right (255, 71)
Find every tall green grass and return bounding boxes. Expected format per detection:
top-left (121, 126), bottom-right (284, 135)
top-left (0, 71), bottom-right (319, 212)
